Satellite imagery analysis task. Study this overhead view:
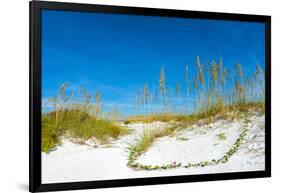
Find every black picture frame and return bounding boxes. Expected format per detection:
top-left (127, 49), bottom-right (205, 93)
top-left (29, 1), bottom-right (271, 192)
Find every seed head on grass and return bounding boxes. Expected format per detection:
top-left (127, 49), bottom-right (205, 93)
top-left (196, 56), bottom-right (205, 86)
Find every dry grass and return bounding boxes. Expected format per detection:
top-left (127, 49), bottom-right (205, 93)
top-left (133, 57), bottom-right (264, 122)
top-left (127, 101), bottom-right (264, 124)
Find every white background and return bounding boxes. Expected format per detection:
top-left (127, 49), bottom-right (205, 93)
top-left (0, 0), bottom-right (278, 192)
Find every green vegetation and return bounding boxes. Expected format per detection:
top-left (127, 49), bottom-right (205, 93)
top-left (176, 137), bottom-right (189, 141)
top-left (217, 133), bottom-right (227, 140)
top-left (128, 125), bottom-right (176, 157)
top-left (42, 83), bottom-right (129, 152)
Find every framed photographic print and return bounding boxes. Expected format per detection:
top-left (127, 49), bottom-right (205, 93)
top-left (29, 1), bottom-right (271, 192)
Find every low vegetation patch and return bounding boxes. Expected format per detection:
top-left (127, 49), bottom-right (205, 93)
top-left (217, 133), bottom-right (227, 140)
top-left (176, 137), bottom-right (189, 141)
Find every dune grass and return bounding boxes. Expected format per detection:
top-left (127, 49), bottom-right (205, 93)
top-left (127, 101), bottom-right (263, 169)
top-left (128, 125), bottom-right (175, 158)
top-left (42, 110), bottom-right (129, 152)
top-left (42, 84), bottom-right (129, 152)
top-left (129, 56), bottom-right (265, 126)
top-left (133, 57), bottom-right (265, 119)
top-left (127, 101), bottom-right (264, 124)
top-left (126, 101), bottom-right (264, 158)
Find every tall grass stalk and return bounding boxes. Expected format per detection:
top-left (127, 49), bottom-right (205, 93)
top-left (133, 57), bottom-right (265, 120)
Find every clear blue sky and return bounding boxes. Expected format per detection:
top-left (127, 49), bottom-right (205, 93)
top-left (41, 10), bottom-right (265, 116)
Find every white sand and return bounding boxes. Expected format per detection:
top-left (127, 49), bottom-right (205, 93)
top-left (42, 114), bottom-right (265, 184)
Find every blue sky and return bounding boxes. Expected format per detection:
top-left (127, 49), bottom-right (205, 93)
top-left (41, 10), bottom-right (265, 116)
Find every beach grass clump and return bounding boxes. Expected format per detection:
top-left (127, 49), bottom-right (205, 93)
top-left (128, 123), bottom-right (180, 165)
top-left (42, 83), bottom-right (128, 152)
top-left (42, 115), bottom-right (60, 152)
top-left (128, 129), bottom-right (155, 157)
top-left (130, 127), bottom-right (172, 155)
top-left (42, 110), bottom-right (128, 152)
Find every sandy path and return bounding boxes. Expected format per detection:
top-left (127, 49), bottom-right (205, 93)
top-left (42, 115), bottom-right (265, 184)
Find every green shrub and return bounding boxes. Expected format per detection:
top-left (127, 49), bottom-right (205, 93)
top-left (124, 120), bottom-right (130, 125)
